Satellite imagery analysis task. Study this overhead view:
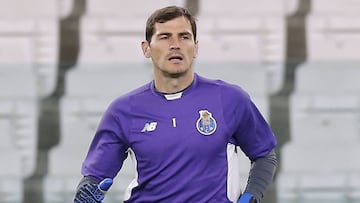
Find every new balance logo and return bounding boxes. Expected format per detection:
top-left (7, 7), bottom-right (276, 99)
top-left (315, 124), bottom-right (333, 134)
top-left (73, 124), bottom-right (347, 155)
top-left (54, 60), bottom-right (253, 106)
top-left (141, 122), bottom-right (158, 132)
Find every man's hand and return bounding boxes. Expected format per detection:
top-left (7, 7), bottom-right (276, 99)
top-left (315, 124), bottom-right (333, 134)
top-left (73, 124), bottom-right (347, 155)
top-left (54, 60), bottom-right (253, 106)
top-left (74, 178), bottom-right (113, 203)
top-left (237, 192), bottom-right (257, 203)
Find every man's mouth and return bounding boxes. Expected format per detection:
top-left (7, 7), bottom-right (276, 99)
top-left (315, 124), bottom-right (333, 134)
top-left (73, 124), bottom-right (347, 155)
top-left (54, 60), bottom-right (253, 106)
top-left (168, 55), bottom-right (183, 61)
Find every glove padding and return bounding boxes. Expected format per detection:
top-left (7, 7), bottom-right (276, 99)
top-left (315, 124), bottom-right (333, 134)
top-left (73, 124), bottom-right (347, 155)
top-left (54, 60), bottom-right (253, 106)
top-left (237, 192), bottom-right (257, 203)
top-left (74, 178), bottom-right (113, 203)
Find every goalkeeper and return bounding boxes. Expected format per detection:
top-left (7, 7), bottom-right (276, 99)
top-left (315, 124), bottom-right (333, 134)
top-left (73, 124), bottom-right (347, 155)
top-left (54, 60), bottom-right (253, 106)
top-left (74, 5), bottom-right (277, 203)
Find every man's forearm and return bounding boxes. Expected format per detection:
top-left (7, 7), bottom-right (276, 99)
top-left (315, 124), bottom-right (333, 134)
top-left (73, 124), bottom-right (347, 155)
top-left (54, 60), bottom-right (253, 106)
top-left (244, 149), bottom-right (277, 201)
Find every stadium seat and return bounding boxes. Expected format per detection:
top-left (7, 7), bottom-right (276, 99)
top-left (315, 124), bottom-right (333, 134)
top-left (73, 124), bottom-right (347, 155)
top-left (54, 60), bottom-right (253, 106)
top-left (0, 0), bottom-right (72, 17)
top-left (197, 0), bottom-right (299, 95)
top-left (0, 70), bottom-right (38, 178)
top-left (0, 159), bottom-right (23, 203)
top-left (44, 65), bottom-right (152, 202)
top-left (0, 69), bottom-right (37, 202)
top-left (277, 63), bottom-right (360, 203)
top-left (305, 0), bottom-right (360, 61)
top-left (77, 34), bottom-right (145, 65)
top-left (0, 0), bottom-right (73, 98)
top-left (277, 0), bottom-right (360, 199)
top-left (306, 18), bottom-right (360, 61)
top-left (0, 20), bottom-right (58, 98)
top-left (0, 0), bottom-right (72, 201)
top-left (0, 107), bottom-right (23, 203)
top-left (198, 0), bottom-right (298, 17)
top-left (310, 0), bottom-right (360, 14)
top-left (86, 0), bottom-right (184, 18)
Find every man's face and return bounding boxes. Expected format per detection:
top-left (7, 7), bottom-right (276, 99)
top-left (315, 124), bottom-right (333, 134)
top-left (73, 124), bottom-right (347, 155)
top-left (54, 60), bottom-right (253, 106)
top-left (142, 16), bottom-right (198, 77)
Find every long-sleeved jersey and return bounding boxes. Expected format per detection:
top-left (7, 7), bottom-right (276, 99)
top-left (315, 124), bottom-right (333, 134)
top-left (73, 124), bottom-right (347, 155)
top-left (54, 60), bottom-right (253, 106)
top-left (81, 73), bottom-right (277, 202)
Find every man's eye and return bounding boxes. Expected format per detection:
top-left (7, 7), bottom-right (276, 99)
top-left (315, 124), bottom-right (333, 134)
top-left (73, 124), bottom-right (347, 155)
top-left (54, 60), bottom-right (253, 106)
top-left (159, 35), bottom-right (168, 40)
top-left (181, 35), bottom-right (190, 40)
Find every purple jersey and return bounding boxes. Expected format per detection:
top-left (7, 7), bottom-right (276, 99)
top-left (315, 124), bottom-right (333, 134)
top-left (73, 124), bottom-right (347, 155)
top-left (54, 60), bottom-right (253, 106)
top-left (82, 74), bottom-right (276, 202)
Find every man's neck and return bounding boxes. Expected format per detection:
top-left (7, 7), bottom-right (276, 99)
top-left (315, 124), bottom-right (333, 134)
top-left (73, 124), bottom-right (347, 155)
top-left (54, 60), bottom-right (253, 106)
top-left (154, 71), bottom-right (194, 94)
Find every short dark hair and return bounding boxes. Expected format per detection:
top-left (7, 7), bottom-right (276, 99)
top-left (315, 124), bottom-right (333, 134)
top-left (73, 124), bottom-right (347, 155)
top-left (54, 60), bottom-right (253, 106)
top-left (145, 6), bottom-right (197, 43)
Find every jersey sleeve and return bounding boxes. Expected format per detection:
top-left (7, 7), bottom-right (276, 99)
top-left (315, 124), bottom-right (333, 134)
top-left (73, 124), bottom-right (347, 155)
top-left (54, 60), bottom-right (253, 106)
top-left (81, 102), bottom-right (130, 181)
top-left (222, 84), bottom-right (277, 161)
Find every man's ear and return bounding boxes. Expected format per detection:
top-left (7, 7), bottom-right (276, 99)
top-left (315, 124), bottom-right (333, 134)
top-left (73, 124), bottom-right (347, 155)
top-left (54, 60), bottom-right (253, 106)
top-left (141, 41), bottom-right (151, 58)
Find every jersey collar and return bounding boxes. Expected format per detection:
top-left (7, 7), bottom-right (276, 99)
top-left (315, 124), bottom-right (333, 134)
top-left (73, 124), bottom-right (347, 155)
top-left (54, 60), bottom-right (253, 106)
top-left (150, 73), bottom-right (199, 100)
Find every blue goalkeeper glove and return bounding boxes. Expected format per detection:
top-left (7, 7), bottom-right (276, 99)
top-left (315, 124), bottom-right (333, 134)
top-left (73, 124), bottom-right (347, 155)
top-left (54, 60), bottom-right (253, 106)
top-left (74, 177), bottom-right (113, 203)
top-left (237, 192), bottom-right (257, 203)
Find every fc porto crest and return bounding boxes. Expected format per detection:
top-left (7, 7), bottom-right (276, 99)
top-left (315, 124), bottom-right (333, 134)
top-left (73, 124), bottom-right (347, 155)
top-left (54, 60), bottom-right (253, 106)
top-left (196, 110), bottom-right (217, 136)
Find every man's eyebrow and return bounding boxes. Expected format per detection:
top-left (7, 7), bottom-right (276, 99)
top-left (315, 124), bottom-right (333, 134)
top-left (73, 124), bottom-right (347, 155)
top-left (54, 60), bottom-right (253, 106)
top-left (179, 31), bottom-right (192, 36)
top-left (156, 32), bottom-right (172, 36)
top-left (156, 31), bottom-right (192, 36)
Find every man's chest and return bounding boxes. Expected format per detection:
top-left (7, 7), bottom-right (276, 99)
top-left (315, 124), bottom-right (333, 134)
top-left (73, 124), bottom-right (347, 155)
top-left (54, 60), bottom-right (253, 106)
top-left (125, 98), bottom-right (229, 161)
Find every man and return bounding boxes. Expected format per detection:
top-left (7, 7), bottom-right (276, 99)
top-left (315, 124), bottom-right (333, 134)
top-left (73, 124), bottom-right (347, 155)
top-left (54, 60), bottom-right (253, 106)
top-left (74, 5), bottom-right (277, 203)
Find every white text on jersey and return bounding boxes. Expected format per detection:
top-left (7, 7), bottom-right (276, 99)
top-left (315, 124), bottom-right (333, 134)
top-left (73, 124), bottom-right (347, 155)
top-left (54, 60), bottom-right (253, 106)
top-left (141, 122), bottom-right (158, 132)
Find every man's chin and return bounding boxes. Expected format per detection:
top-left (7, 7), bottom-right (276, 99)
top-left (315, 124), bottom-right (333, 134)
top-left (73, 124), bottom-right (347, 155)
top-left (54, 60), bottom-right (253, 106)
top-left (158, 63), bottom-right (193, 78)
top-left (167, 72), bottom-right (185, 78)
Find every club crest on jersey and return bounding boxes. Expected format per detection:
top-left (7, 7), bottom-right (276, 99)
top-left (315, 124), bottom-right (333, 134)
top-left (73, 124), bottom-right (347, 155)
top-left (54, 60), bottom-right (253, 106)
top-left (196, 110), bottom-right (217, 136)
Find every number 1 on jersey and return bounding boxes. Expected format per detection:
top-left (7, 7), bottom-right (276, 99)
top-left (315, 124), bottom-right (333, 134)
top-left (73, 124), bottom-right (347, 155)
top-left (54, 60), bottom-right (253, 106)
top-left (172, 118), bottom-right (177, 128)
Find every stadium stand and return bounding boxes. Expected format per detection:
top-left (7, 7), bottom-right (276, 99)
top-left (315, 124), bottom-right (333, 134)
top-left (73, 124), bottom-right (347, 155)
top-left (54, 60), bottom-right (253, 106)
top-left (0, 0), bottom-right (73, 98)
top-left (0, 19), bottom-right (58, 98)
top-left (196, 0), bottom-right (299, 95)
top-left (0, 0), bottom-right (72, 201)
top-left (44, 1), bottom-right (184, 202)
top-left (44, 67), bottom-right (153, 203)
top-left (0, 69), bottom-right (36, 202)
top-left (277, 0), bottom-right (360, 202)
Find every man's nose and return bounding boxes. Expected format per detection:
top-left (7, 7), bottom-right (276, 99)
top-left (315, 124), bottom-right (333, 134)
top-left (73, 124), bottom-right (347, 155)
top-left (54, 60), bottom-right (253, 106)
top-left (170, 38), bottom-right (180, 50)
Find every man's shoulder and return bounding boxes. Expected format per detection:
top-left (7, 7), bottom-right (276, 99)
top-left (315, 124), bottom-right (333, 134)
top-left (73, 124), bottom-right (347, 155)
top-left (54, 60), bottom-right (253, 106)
top-left (196, 74), bottom-right (249, 97)
top-left (110, 82), bottom-right (152, 106)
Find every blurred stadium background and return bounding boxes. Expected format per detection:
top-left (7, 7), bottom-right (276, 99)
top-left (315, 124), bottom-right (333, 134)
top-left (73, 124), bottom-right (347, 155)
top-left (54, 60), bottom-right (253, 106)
top-left (1, 0), bottom-right (359, 202)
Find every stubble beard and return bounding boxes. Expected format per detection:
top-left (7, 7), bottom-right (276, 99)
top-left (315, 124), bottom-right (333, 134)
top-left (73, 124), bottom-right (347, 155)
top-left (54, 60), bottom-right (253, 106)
top-left (164, 70), bottom-right (187, 78)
